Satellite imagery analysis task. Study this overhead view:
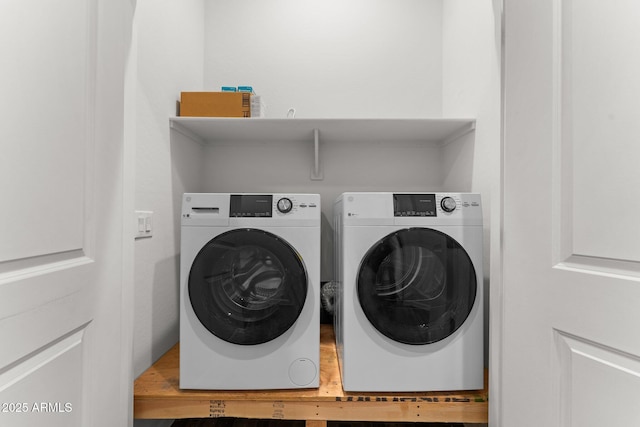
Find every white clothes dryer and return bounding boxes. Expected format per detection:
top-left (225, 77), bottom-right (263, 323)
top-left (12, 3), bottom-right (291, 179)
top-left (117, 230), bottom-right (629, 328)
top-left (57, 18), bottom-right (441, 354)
top-left (333, 192), bottom-right (483, 392)
top-left (180, 193), bottom-right (320, 390)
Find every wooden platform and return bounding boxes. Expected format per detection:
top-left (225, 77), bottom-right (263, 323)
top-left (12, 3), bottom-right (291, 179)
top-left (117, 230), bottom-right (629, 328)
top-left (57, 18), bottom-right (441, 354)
top-left (134, 325), bottom-right (488, 426)
top-left (170, 419), bottom-right (465, 427)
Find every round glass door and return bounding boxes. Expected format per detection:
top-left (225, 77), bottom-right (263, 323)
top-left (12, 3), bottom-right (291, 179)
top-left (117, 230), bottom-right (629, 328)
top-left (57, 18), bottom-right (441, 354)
top-left (189, 229), bottom-right (307, 345)
top-left (357, 228), bottom-right (477, 345)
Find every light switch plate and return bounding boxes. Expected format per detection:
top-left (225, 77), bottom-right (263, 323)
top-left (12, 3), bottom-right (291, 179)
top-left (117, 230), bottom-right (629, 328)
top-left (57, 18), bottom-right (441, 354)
top-left (135, 211), bottom-right (153, 239)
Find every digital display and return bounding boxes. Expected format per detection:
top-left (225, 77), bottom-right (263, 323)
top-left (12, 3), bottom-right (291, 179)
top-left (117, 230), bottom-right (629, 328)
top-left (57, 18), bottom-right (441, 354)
top-left (393, 194), bottom-right (437, 217)
top-left (230, 195), bottom-right (273, 217)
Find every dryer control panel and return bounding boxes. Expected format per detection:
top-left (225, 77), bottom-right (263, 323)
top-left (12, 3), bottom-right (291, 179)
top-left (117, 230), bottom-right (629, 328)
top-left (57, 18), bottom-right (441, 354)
top-left (392, 193), bottom-right (481, 217)
top-left (393, 194), bottom-right (437, 217)
top-left (337, 192), bottom-right (482, 226)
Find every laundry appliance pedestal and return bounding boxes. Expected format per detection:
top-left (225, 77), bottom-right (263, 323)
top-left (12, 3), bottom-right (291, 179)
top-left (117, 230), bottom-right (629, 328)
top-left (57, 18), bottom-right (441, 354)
top-left (134, 325), bottom-right (488, 426)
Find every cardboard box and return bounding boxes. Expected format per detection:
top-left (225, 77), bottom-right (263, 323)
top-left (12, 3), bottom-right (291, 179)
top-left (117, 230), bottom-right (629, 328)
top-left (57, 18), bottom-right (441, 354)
top-left (179, 92), bottom-right (251, 117)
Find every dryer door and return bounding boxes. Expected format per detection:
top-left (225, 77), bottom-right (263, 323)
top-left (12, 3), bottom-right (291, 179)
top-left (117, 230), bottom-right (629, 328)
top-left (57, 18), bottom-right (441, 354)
top-left (189, 229), bottom-right (307, 345)
top-left (357, 227), bottom-right (477, 345)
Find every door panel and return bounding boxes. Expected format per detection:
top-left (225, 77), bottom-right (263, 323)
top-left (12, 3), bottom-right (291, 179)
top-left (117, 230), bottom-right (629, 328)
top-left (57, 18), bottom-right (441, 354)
top-left (556, 331), bottom-right (640, 426)
top-left (0, 328), bottom-right (85, 426)
top-left (502, 0), bottom-right (640, 426)
top-left (0, 0), bottom-right (91, 263)
top-left (0, 0), bottom-right (95, 327)
top-left (557, 0), bottom-right (640, 265)
top-left (0, 0), bottom-right (96, 362)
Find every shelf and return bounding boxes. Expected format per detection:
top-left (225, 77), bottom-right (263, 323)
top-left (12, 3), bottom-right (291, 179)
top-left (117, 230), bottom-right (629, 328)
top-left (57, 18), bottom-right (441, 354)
top-left (134, 325), bottom-right (488, 426)
top-left (170, 117), bottom-right (475, 181)
top-left (170, 117), bottom-right (475, 145)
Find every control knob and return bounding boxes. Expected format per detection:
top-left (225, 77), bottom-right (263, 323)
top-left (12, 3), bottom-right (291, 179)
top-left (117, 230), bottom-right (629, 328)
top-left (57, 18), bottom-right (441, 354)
top-left (440, 196), bottom-right (457, 213)
top-left (277, 197), bottom-right (293, 214)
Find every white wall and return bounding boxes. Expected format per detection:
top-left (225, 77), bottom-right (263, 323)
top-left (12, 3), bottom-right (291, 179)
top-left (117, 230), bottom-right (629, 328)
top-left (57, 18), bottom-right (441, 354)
top-left (133, 4), bottom-right (205, 427)
top-left (204, 0), bottom-right (443, 118)
top-left (133, 0), bottom-right (204, 393)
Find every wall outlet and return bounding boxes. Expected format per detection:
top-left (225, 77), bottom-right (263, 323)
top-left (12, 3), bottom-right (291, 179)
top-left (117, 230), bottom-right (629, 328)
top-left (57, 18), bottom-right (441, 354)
top-left (134, 211), bottom-right (153, 239)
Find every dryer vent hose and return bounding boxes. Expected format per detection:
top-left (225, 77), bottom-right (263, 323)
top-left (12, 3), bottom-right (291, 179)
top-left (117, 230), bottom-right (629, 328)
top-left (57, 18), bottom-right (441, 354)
top-left (320, 281), bottom-right (337, 315)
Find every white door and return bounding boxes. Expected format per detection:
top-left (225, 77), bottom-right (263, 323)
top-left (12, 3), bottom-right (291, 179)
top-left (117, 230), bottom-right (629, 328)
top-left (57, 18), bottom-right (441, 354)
top-left (499, 0), bottom-right (640, 426)
top-left (0, 1), bottom-right (134, 426)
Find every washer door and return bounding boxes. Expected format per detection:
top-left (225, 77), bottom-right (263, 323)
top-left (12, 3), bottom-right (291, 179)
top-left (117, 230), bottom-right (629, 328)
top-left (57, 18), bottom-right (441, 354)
top-left (189, 229), bottom-right (307, 345)
top-left (357, 227), bottom-right (477, 345)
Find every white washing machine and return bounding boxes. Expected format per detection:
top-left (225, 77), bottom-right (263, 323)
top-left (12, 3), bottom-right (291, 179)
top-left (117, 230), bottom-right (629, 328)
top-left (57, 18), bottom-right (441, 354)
top-left (333, 192), bottom-right (483, 392)
top-left (180, 193), bottom-right (320, 390)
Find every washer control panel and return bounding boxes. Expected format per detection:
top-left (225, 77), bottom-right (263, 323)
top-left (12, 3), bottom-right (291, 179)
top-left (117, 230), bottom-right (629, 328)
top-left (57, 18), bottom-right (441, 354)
top-left (229, 194), bottom-right (319, 218)
top-left (230, 194), bottom-right (273, 217)
top-left (272, 194), bottom-right (319, 218)
top-left (183, 193), bottom-right (320, 225)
